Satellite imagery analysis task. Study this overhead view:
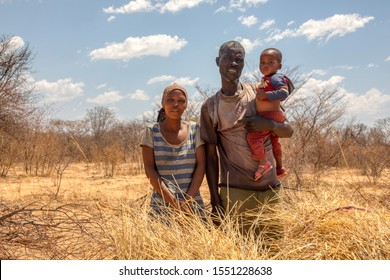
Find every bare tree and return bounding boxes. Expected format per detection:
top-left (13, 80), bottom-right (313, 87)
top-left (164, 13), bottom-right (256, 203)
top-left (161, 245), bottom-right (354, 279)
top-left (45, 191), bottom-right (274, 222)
top-left (344, 118), bottom-right (390, 184)
top-left (0, 35), bottom-right (36, 135)
top-left (85, 106), bottom-right (116, 146)
top-left (283, 87), bottom-right (347, 184)
top-left (0, 35), bottom-right (37, 176)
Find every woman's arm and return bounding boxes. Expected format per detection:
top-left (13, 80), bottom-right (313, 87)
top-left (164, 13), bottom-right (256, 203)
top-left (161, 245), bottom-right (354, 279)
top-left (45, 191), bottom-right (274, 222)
top-left (142, 145), bottom-right (178, 208)
top-left (186, 144), bottom-right (206, 198)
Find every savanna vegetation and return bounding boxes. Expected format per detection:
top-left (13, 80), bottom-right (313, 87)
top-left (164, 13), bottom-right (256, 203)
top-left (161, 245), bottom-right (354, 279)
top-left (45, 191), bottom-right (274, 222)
top-left (1, 35), bottom-right (389, 260)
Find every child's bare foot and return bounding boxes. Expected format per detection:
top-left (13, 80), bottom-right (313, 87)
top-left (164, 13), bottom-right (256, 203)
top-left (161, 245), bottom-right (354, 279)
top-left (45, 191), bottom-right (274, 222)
top-left (276, 167), bottom-right (287, 179)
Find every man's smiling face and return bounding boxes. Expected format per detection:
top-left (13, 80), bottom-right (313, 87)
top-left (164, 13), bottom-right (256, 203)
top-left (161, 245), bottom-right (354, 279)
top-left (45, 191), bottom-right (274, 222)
top-left (217, 46), bottom-right (245, 84)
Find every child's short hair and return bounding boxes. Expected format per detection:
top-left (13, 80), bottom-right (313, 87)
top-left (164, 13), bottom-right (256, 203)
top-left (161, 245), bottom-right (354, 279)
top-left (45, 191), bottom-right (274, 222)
top-left (261, 48), bottom-right (282, 63)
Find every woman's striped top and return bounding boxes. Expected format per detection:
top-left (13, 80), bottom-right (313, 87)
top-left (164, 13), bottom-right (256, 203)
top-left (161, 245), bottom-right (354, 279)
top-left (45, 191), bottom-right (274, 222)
top-left (140, 121), bottom-right (205, 213)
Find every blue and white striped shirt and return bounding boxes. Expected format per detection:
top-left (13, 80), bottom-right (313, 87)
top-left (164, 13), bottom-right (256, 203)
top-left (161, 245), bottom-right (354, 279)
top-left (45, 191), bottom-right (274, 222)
top-left (141, 121), bottom-right (205, 213)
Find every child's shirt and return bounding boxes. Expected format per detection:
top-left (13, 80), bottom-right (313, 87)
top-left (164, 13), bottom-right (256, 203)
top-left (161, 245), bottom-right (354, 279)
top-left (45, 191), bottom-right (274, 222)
top-left (258, 73), bottom-right (292, 102)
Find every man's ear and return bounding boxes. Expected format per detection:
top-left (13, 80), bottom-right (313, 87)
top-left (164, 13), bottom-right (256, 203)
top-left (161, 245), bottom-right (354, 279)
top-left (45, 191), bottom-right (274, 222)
top-left (215, 57), bottom-right (220, 66)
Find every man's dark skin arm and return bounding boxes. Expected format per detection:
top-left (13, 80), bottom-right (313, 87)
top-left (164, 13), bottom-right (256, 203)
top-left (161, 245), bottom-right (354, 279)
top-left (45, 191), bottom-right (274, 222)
top-left (242, 115), bottom-right (293, 138)
top-left (204, 142), bottom-right (223, 217)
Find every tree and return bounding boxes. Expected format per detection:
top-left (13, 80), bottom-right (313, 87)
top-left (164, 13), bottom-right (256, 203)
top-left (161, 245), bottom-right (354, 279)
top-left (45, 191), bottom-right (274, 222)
top-left (0, 35), bottom-right (36, 136)
top-left (85, 106), bottom-right (116, 146)
top-left (284, 86), bottom-right (347, 183)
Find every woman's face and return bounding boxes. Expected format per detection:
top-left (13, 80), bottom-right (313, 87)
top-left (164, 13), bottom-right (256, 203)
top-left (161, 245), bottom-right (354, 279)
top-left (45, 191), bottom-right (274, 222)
top-left (163, 89), bottom-right (187, 120)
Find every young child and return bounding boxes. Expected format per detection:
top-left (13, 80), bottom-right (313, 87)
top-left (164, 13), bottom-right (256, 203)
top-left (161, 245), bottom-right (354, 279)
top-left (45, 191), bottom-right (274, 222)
top-left (247, 48), bottom-right (294, 181)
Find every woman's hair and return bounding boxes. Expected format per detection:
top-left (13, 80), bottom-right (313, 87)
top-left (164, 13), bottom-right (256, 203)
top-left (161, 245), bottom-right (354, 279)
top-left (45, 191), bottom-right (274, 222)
top-left (157, 82), bottom-right (188, 122)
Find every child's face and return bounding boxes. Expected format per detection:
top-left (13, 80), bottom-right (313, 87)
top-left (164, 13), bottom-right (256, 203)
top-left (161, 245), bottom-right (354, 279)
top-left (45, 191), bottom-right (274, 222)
top-left (259, 53), bottom-right (282, 76)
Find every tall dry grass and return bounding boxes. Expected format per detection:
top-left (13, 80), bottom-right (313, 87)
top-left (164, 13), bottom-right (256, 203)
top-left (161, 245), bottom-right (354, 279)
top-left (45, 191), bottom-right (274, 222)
top-left (1, 167), bottom-right (389, 260)
top-left (103, 183), bottom-right (389, 260)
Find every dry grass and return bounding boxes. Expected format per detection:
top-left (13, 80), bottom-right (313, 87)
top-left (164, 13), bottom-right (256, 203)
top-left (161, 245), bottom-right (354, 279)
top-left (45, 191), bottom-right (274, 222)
top-left (0, 163), bottom-right (389, 260)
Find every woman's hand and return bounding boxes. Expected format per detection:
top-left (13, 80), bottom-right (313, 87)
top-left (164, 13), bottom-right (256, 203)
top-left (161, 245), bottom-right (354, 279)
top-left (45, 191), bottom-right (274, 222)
top-left (176, 197), bottom-right (194, 214)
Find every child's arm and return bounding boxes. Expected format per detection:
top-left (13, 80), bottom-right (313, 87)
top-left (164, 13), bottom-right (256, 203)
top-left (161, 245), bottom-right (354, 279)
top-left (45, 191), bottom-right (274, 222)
top-left (258, 74), bottom-right (291, 101)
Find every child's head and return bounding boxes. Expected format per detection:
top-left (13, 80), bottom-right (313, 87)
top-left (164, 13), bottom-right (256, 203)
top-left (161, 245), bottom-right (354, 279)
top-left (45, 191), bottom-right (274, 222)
top-left (259, 48), bottom-right (282, 76)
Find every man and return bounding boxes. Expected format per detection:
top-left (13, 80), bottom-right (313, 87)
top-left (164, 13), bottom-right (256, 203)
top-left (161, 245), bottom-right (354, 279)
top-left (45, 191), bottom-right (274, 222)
top-left (200, 41), bottom-right (293, 234)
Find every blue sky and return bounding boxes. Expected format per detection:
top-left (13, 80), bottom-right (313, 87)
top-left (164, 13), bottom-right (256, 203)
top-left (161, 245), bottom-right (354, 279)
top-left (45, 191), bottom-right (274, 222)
top-left (1, 0), bottom-right (389, 126)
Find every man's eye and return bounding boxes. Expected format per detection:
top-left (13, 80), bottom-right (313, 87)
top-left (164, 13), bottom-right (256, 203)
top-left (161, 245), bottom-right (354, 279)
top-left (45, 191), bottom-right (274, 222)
top-left (223, 56), bottom-right (233, 61)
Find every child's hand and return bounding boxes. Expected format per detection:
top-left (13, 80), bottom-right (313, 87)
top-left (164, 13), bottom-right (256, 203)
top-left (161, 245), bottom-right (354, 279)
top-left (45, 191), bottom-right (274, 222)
top-left (256, 88), bottom-right (267, 100)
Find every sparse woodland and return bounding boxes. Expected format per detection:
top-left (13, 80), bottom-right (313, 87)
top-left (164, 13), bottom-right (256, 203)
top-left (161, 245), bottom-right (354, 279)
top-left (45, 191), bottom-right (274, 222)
top-left (1, 35), bottom-right (389, 260)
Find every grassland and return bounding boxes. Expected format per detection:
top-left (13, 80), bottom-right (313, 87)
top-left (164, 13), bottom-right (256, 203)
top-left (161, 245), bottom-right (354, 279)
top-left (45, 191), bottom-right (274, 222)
top-left (1, 163), bottom-right (389, 260)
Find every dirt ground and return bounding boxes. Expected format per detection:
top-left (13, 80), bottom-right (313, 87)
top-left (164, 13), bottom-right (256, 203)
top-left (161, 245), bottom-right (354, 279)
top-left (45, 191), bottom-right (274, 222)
top-left (1, 163), bottom-right (389, 208)
top-left (0, 163), bottom-right (211, 205)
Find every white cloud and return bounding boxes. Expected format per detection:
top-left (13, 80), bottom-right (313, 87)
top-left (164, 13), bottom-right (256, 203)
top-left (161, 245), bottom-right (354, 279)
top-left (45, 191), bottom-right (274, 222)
top-left (103, 0), bottom-right (212, 14)
top-left (245, 0), bottom-right (268, 5)
top-left (103, 0), bottom-right (154, 14)
top-left (264, 28), bottom-right (295, 43)
top-left (147, 75), bottom-right (199, 86)
top-left (287, 20), bottom-right (295, 26)
top-left (368, 63), bottom-right (378, 68)
top-left (307, 66), bottom-right (353, 78)
top-left (296, 14), bottom-right (374, 42)
top-left (235, 37), bottom-right (262, 53)
top-left (214, 6), bottom-right (227, 13)
top-left (260, 19), bottom-right (275, 30)
top-left (385, 56), bottom-right (390, 62)
top-left (298, 75), bottom-right (345, 98)
top-left (1, 36), bottom-right (25, 55)
top-left (264, 14), bottom-right (374, 44)
top-left (147, 75), bottom-right (176, 85)
top-left (291, 76), bottom-right (390, 125)
top-left (89, 35), bottom-right (187, 61)
top-left (96, 83), bottom-right (107, 90)
top-left (174, 77), bottom-right (200, 86)
top-left (307, 69), bottom-right (327, 77)
top-left (238, 15), bottom-right (258, 27)
top-left (216, 0), bottom-right (267, 13)
top-left (86, 90), bottom-right (124, 104)
top-left (8, 36), bottom-right (25, 49)
top-left (35, 78), bottom-right (84, 102)
top-left (107, 16), bottom-right (116, 22)
top-left (129, 89), bottom-right (149, 101)
top-left (230, 0), bottom-right (268, 9)
top-left (160, 0), bottom-right (211, 13)
top-left (344, 88), bottom-right (390, 123)
top-left (335, 65), bottom-right (354, 71)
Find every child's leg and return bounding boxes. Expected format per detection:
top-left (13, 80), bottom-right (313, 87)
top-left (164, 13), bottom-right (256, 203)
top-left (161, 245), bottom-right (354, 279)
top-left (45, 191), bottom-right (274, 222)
top-left (247, 131), bottom-right (273, 180)
top-left (270, 135), bottom-right (287, 178)
top-left (270, 135), bottom-right (282, 167)
top-left (247, 131), bottom-right (267, 161)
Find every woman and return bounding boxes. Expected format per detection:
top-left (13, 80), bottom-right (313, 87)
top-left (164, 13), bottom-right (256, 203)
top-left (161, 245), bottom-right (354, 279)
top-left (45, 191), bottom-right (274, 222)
top-left (140, 83), bottom-right (205, 216)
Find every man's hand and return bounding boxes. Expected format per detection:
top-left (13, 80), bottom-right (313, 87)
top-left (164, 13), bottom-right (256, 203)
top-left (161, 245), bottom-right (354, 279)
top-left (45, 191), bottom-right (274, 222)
top-left (240, 115), bottom-right (274, 132)
top-left (241, 115), bottom-right (294, 138)
top-left (210, 196), bottom-right (224, 226)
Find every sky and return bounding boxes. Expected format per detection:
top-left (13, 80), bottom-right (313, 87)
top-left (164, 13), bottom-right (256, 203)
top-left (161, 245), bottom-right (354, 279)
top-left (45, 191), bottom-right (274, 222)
top-left (1, 0), bottom-right (390, 126)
